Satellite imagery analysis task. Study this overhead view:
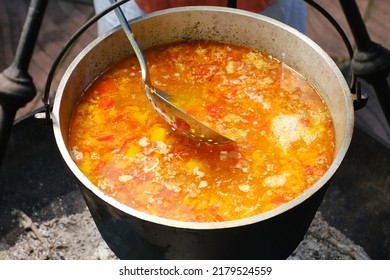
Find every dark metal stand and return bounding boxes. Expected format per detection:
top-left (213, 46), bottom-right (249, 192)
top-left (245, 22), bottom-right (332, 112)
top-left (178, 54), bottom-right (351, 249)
top-left (338, 0), bottom-right (390, 125)
top-left (0, 0), bottom-right (48, 167)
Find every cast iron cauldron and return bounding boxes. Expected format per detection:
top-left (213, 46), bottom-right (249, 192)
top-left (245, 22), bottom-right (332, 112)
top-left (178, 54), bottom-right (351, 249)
top-left (52, 7), bottom-right (354, 259)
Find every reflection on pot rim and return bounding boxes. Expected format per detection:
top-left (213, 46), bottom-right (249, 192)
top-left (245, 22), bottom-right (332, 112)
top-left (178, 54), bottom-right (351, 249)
top-left (52, 7), bottom-right (354, 231)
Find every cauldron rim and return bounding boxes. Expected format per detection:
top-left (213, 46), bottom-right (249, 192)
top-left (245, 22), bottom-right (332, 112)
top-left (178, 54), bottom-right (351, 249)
top-left (52, 6), bottom-right (354, 231)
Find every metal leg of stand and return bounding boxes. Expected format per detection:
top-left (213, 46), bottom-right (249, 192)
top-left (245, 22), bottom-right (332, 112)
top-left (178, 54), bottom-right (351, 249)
top-left (0, 0), bottom-right (48, 167)
top-left (227, 0), bottom-right (237, 8)
top-left (338, 0), bottom-right (390, 125)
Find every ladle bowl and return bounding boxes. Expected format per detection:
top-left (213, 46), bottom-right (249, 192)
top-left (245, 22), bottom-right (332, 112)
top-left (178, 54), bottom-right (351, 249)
top-left (111, 1), bottom-right (234, 144)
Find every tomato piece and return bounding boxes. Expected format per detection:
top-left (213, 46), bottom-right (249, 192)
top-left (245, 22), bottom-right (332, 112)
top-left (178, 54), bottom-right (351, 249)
top-left (272, 196), bottom-right (286, 204)
top-left (175, 118), bottom-right (190, 131)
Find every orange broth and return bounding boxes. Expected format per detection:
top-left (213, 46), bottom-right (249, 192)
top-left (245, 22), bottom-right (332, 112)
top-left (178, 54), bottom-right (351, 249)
top-left (69, 41), bottom-right (335, 222)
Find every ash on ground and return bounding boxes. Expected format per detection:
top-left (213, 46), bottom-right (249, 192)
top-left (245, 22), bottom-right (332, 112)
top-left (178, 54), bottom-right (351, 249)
top-left (0, 209), bottom-right (369, 260)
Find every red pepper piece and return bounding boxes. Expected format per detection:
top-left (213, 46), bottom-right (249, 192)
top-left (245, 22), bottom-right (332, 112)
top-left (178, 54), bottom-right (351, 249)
top-left (97, 135), bottom-right (115, 141)
top-left (175, 118), bottom-right (191, 131)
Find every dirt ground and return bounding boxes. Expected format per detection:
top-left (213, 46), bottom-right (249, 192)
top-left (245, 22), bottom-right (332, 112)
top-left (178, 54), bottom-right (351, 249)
top-left (0, 207), bottom-right (117, 260)
top-left (0, 208), bottom-right (369, 260)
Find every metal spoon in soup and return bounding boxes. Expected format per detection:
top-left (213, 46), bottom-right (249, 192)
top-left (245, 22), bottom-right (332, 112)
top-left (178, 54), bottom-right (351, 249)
top-left (109, 0), bottom-right (234, 145)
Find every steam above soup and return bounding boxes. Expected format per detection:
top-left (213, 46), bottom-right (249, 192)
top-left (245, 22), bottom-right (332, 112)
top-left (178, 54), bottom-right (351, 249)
top-left (69, 41), bottom-right (335, 222)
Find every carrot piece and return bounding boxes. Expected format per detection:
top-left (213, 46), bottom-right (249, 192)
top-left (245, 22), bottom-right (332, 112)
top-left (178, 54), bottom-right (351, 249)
top-left (97, 135), bottom-right (115, 141)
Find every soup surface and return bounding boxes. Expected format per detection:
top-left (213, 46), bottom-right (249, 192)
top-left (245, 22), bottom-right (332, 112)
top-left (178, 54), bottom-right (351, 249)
top-left (69, 41), bottom-right (335, 222)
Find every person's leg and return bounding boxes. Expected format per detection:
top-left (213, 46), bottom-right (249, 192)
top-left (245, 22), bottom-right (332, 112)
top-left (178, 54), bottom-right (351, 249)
top-left (261, 0), bottom-right (307, 34)
top-left (94, 0), bottom-right (146, 35)
top-left (94, 0), bottom-right (307, 36)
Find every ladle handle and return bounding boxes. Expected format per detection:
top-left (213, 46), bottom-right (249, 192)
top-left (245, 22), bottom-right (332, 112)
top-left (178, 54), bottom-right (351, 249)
top-left (109, 0), bottom-right (151, 84)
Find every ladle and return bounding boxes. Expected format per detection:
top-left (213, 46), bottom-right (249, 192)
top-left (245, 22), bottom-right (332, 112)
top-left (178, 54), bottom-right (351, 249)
top-left (109, 0), bottom-right (234, 145)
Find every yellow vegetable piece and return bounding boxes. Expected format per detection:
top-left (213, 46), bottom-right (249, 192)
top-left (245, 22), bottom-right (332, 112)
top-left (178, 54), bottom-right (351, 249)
top-left (126, 144), bottom-right (141, 158)
top-left (186, 159), bottom-right (204, 172)
top-left (150, 126), bottom-right (167, 142)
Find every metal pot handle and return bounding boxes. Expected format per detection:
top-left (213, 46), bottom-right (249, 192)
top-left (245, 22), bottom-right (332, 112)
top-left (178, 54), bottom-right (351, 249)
top-left (303, 0), bottom-right (368, 110)
top-left (42, 0), bottom-right (133, 126)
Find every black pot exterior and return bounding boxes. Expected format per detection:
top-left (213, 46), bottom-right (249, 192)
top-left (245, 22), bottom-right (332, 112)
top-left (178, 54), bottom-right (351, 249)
top-left (53, 7), bottom-right (353, 261)
top-left (80, 182), bottom-right (328, 259)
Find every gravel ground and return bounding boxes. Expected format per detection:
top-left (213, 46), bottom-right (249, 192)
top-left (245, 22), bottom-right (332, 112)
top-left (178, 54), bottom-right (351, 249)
top-left (0, 209), bottom-right (370, 260)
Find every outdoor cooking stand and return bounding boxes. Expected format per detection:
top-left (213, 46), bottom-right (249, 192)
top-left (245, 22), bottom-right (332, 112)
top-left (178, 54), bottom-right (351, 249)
top-left (0, 0), bottom-right (48, 167)
top-left (338, 0), bottom-right (390, 121)
top-left (0, 0), bottom-right (389, 257)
